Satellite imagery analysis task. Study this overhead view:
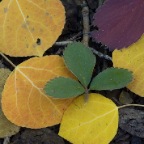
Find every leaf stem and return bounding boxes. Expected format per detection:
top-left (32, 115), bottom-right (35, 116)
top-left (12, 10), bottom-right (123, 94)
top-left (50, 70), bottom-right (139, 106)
top-left (0, 52), bottom-right (16, 68)
top-left (118, 103), bottom-right (144, 109)
top-left (84, 87), bottom-right (89, 102)
top-left (82, 0), bottom-right (90, 46)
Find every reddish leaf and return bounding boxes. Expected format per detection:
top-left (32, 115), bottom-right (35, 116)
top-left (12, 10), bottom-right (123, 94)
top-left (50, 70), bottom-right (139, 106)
top-left (92, 0), bottom-right (144, 50)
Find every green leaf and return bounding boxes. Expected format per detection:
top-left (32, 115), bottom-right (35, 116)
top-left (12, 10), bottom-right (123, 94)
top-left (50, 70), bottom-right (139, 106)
top-left (90, 68), bottom-right (133, 90)
top-left (44, 77), bottom-right (85, 98)
top-left (63, 42), bottom-right (96, 87)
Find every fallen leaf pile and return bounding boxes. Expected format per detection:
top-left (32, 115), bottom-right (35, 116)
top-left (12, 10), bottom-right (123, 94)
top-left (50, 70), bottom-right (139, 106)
top-left (0, 0), bottom-right (141, 143)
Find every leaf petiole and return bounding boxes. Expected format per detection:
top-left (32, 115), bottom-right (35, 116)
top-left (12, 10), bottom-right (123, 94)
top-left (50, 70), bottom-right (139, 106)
top-left (84, 87), bottom-right (90, 102)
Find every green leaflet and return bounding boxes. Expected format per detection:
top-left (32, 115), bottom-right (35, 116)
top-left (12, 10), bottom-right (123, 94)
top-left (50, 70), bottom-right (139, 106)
top-left (90, 68), bottom-right (133, 91)
top-left (44, 77), bottom-right (85, 98)
top-left (63, 42), bottom-right (96, 87)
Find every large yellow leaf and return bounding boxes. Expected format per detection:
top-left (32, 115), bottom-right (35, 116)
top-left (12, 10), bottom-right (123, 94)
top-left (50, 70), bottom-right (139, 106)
top-left (0, 68), bottom-right (20, 138)
top-left (59, 93), bottom-right (118, 144)
top-left (0, 0), bottom-right (65, 57)
top-left (112, 34), bottom-right (144, 96)
top-left (2, 56), bottom-right (75, 128)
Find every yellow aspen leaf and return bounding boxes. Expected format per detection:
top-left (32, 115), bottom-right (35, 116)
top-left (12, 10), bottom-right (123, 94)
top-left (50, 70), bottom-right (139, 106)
top-left (0, 0), bottom-right (65, 57)
top-left (2, 56), bottom-right (75, 129)
top-left (112, 34), bottom-right (144, 96)
top-left (59, 93), bottom-right (118, 144)
top-left (0, 68), bottom-right (20, 138)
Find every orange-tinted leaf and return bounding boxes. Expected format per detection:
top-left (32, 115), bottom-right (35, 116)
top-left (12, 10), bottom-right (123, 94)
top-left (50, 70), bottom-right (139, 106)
top-left (112, 34), bottom-right (144, 96)
top-left (0, 0), bottom-right (65, 57)
top-left (2, 56), bottom-right (75, 128)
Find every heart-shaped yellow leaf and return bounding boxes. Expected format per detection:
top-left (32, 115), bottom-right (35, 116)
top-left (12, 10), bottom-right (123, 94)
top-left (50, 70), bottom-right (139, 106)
top-left (2, 56), bottom-right (75, 128)
top-left (59, 93), bottom-right (118, 144)
top-left (0, 0), bottom-right (65, 57)
top-left (112, 34), bottom-right (144, 96)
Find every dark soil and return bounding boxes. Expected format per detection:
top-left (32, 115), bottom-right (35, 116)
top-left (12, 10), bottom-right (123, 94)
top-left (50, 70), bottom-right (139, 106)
top-left (1, 0), bottom-right (144, 144)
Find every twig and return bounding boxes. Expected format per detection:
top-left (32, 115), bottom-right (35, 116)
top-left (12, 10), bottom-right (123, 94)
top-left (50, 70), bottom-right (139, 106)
top-left (81, 0), bottom-right (90, 46)
top-left (3, 136), bottom-right (10, 144)
top-left (55, 41), bottom-right (73, 46)
top-left (55, 0), bottom-right (112, 61)
top-left (55, 41), bottom-right (112, 61)
top-left (102, 49), bottom-right (108, 70)
top-left (90, 47), bottom-right (112, 61)
top-left (0, 52), bottom-right (16, 68)
top-left (68, 32), bottom-right (82, 41)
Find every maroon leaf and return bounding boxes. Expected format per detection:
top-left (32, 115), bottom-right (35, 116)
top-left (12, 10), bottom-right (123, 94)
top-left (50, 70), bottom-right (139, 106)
top-left (92, 0), bottom-right (144, 51)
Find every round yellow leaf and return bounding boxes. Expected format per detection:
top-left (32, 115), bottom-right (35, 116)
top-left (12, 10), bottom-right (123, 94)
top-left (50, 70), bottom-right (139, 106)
top-left (0, 0), bottom-right (65, 57)
top-left (2, 56), bottom-right (75, 128)
top-left (59, 93), bottom-right (118, 144)
top-left (112, 35), bottom-right (144, 96)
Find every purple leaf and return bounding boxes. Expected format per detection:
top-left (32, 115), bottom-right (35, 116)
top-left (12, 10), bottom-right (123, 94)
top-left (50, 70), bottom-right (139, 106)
top-left (92, 0), bottom-right (144, 51)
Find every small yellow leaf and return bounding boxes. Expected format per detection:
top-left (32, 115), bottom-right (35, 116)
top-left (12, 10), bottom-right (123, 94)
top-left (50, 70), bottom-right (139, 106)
top-left (112, 34), bottom-right (144, 96)
top-left (2, 56), bottom-right (75, 129)
top-left (0, 0), bottom-right (65, 57)
top-left (59, 93), bottom-right (118, 144)
top-left (0, 68), bottom-right (20, 138)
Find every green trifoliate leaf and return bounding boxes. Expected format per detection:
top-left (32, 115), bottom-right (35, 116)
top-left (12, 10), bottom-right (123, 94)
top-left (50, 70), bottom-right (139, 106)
top-left (63, 42), bottom-right (96, 87)
top-left (44, 77), bottom-right (85, 98)
top-left (90, 68), bottom-right (133, 91)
